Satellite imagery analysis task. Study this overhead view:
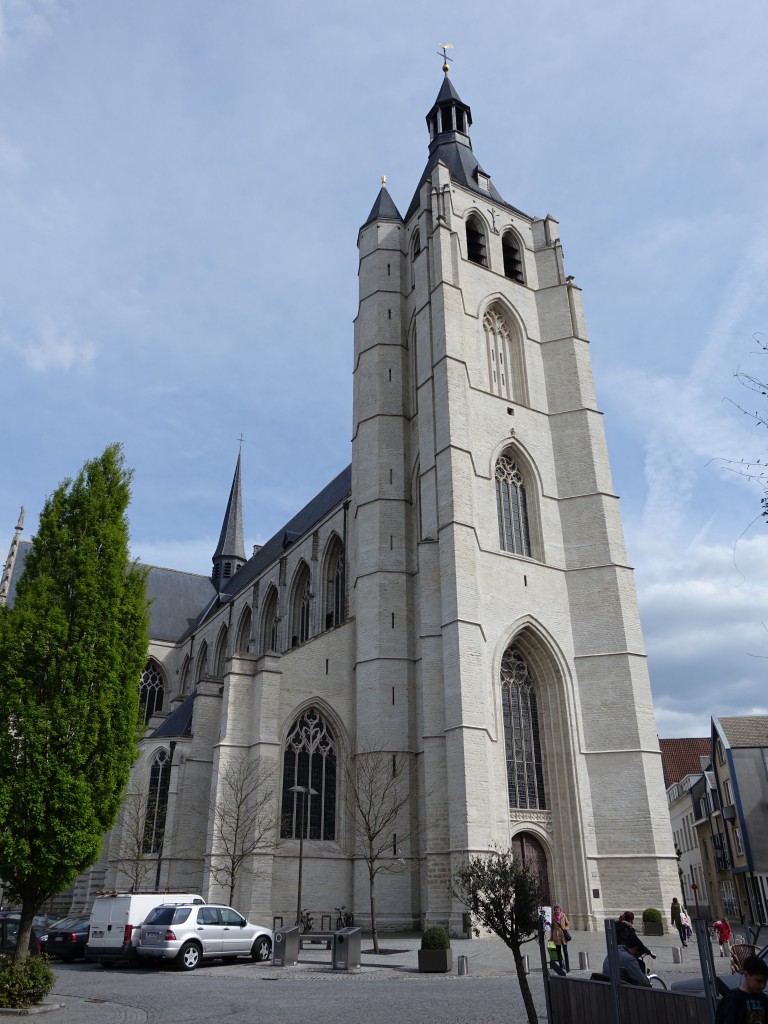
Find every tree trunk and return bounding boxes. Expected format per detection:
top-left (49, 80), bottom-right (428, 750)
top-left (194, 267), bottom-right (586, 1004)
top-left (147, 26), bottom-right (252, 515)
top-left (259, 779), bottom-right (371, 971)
top-left (511, 942), bottom-right (538, 1024)
top-left (14, 896), bottom-right (38, 966)
top-left (369, 873), bottom-right (379, 954)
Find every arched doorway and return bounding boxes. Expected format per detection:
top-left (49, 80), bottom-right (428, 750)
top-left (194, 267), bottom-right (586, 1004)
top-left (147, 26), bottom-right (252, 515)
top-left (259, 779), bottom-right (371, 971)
top-left (511, 831), bottom-right (550, 904)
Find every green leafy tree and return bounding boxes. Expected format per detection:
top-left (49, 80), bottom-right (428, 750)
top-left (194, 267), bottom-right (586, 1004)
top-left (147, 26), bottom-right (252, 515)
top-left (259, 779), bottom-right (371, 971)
top-left (449, 847), bottom-right (544, 1024)
top-left (0, 444), bottom-right (149, 963)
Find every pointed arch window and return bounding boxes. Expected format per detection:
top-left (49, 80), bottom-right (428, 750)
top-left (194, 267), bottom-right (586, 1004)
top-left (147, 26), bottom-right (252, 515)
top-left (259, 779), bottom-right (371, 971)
top-left (466, 214), bottom-right (488, 267)
top-left (291, 565), bottom-right (311, 647)
top-left (196, 641), bottom-right (209, 681)
top-left (495, 451), bottom-right (531, 557)
top-left (214, 627), bottom-right (228, 677)
top-left (502, 230), bottom-right (524, 283)
top-left (501, 647), bottom-right (545, 810)
top-left (143, 748), bottom-right (171, 854)
top-left (139, 661), bottom-right (164, 725)
top-left (179, 656), bottom-right (191, 697)
top-left (236, 606), bottom-right (252, 653)
top-left (261, 588), bottom-right (279, 654)
top-left (280, 707), bottom-right (336, 841)
top-left (324, 537), bottom-right (345, 630)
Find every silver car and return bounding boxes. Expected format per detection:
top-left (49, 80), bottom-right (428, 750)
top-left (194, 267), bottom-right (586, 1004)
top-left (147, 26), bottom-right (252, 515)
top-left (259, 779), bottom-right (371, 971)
top-left (137, 903), bottom-right (272, 970)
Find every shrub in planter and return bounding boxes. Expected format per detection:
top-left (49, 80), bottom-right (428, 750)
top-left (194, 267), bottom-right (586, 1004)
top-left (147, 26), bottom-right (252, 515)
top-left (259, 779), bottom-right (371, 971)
top-left (418, 926), bottom-right (453, 973)
top-left (0, 955), bottom-right (56, 1009)
top-left (641, 908), bottom-right (663, 937)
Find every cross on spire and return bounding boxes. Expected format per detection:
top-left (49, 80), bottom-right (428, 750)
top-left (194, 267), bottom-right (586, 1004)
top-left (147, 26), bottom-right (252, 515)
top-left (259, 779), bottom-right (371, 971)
top-left (237, 433), bottom-right (246, 453)
top-left (437, 43), bottom-right (453, 74)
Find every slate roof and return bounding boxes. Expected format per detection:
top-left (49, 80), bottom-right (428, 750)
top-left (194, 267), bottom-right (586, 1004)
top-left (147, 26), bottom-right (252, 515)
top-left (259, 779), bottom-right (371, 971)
top-left (144, 565), bottom-right (217, 641)
top-left (716, 716), bottom-right (768, 749)
top-left (151, 690), bottom-right (196, 738)
top-left (659, 737), bottom-right (711, 788)
top-left (213, 452), bottom-right (246, 563)
top-left (361, 186), bottom-right (403, 229)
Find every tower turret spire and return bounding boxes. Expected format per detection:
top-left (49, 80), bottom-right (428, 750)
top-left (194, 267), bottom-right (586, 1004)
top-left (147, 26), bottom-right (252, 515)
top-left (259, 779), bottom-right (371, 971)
top-left (212, 453), bottom-right (246, 588)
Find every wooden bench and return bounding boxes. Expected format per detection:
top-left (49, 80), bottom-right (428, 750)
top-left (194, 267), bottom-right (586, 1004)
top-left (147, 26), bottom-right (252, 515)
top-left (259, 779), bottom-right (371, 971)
top-left (299, 931), bottom-right (335, 950)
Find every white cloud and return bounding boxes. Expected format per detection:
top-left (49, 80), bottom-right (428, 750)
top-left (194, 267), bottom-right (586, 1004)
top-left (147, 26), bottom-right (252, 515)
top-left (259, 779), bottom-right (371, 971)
top-left (0, 0), bottom-right (61, 63)
top-left (7, 318), bottom-right (96, 373)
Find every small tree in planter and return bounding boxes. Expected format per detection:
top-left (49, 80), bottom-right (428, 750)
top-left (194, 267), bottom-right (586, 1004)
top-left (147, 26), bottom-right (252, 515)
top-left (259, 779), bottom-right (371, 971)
top-left (418, 926), bottom-right (452, 973)
top-left (642, 908), bottom-right (663, 937)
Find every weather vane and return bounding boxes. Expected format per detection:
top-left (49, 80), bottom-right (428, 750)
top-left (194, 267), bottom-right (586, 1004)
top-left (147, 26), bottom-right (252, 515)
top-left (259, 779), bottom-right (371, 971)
top-left (437, 43), bottom-right (453, 74)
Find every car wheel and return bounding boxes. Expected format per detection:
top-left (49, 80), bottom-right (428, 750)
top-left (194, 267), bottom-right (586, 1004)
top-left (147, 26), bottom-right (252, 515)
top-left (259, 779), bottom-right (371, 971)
top-left (176, 942), bottom-right (201, 971)
top-left (251, 936), bottom-right (272, 962)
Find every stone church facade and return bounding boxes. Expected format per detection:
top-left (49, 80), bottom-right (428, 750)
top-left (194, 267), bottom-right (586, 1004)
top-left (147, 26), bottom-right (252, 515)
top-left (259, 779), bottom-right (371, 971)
top-left (13, 72), bottom-right (678, 931)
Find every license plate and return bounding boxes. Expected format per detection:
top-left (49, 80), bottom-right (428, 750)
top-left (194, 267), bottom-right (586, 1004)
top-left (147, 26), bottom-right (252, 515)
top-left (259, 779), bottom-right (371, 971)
top-left (91, 929), bottom-right (104, 939)
top-left (144, 930), bottom-right (161, 940)
top-left (53, 936), bottom-right (64, 943)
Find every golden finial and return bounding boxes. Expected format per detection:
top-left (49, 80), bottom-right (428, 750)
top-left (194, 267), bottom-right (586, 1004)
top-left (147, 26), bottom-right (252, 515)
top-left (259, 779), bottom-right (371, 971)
top-left (437, 43), bottom-right (453, 73)
top-left (381, 175), bottom-right (386, 187)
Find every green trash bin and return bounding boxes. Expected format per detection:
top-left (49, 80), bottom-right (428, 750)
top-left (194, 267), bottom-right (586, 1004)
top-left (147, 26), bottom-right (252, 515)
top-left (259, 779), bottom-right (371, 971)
top-left (547, 941), bottom-right (559, 966)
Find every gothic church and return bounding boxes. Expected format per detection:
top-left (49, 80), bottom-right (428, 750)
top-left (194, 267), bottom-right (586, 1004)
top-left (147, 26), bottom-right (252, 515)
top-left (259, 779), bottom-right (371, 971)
top-left (7, 70), bottom-right (678, 931)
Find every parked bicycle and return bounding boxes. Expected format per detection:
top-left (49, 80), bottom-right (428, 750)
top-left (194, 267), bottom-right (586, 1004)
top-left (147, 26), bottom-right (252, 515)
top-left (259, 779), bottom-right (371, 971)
top-left (335, 905), bottom-right (354, 929)
top-left (299, 909), bottom-right (314, 934)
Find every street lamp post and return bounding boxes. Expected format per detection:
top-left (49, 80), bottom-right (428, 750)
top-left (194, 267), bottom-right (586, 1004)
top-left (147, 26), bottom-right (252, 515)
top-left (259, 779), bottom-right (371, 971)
top-left (290, 784), bottom-right (317, 929)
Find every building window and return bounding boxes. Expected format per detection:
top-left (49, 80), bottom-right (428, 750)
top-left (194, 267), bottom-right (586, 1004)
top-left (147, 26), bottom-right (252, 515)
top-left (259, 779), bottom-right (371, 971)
top-left (501, 646), bottom-right (545, 810)
top-left (723, 778), bottom-right (734, 805)
top-left (261, 588), bottom-right (279, 654)
top-left (732, 827), bottom-right (744, 857)
top-left (236, 606), bottom-right (252, 653)
top-left (716, 739), bottom-right (726, 765)
top-left (280, 707), bottom-right (336, 841)
top-left (466, 214), bottom-right (487, 267)
top-left (502, 230), bottom-right (524, 283)
top-left (291, 564), bottom-right (311, 646)
top-left (495, 451), bottom-right (531, 557)
top-left (139, 661), bottom-right (164, 725)
top-left (196, 641), bottom-right (209, 681)
top-left (324, 537), bottom-right (345, 630)
top-left (411, 230), bottom-right (421, 259)
top-left (143, 749), bottom-right (171, 854)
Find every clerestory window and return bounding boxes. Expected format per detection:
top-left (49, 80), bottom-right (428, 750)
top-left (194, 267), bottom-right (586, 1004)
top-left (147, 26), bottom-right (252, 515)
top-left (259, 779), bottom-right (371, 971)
top-left (143, 748), bottom-right (171, 854)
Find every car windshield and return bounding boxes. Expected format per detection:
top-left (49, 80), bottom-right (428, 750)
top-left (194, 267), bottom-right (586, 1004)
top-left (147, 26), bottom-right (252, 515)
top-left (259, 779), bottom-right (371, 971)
top-left (50, 917), bottom-right (78, 930)
top-left (144, 907), bottom-right (192, 926)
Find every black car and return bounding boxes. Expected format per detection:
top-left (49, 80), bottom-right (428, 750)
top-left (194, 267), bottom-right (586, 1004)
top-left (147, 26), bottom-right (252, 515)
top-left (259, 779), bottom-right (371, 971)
top-left (670, 943), bottom-right (768, 997)
top-left (44, 917), bottom-right (90, 961)
top-left (0, 915), bottom-right (42, 957)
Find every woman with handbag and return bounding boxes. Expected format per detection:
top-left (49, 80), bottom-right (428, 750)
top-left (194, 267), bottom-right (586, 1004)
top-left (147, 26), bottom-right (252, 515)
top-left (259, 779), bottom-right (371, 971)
top-left (550, 904), bottom-right (571, 972)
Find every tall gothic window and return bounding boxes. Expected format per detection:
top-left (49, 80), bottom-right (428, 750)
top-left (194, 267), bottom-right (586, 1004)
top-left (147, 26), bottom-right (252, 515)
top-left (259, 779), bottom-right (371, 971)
top-left (213, 626), bottom-right (228, 677)
top-left (495, 451), bottom-right (531, 557)
top-left (261, 587), bottom-right (279, 654)
top-left (501, 647), bottom-right (545, 810)
top-left (143, 748), bottom-right (171, 854)
top-left (324, 536), bottom-right (345, 630)
top-left (291, 564), bottom-right (311, 647)
top-left (236, 606), bottom-right (252, 653)
top-left (196, 641), bottom-right (209, 681)
top-left (280, 707), bottom-right (336, 841)
top-left (139, 661), bottom-right (164, 725)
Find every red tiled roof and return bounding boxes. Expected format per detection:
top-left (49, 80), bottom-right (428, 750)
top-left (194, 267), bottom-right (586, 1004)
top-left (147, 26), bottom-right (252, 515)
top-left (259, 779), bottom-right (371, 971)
top-left (659, 738), bottom-right (711, 788)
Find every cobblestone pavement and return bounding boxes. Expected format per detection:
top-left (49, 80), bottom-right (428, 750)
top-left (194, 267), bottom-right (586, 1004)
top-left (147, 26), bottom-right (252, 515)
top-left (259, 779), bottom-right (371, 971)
top-left (18, 930), bottom-right (736, 1024)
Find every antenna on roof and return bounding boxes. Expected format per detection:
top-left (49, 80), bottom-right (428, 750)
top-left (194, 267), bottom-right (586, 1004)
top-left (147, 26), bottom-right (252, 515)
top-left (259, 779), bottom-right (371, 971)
top-left (437, 43), bottom-right (453, 74)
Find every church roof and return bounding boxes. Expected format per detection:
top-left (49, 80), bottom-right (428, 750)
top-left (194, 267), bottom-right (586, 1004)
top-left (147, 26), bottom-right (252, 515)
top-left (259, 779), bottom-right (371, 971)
top-left (144, 565), bottom-right (217, 641)
top-left (405, 74), bottom-right (528, 222)
top-left (151, 689), bottom-right (196, 738)
top-left (361, 186), bottom-right (403, 229)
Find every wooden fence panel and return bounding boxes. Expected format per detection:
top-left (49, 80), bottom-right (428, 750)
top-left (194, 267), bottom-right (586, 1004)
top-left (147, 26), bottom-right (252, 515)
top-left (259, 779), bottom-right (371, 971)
top-left (548, 976), bottom-right (711, 1024)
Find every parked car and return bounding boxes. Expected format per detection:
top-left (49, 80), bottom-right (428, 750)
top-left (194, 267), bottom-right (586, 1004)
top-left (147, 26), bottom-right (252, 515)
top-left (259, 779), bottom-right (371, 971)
top-left (670, 943), bottom-right (768, 997)
top-left (45, 917), bottom-right (91, 961)
top-left (0, 915), bottom-right (42, 957)
top-left (137, 903), bottom-right (273, 970)
top-left (85, 892), bottom-right (205, 964)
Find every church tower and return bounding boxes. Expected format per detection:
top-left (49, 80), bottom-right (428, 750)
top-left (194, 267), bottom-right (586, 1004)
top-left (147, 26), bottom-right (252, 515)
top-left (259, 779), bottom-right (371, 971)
top-left (353, 69), bottom-right (677, 929)
top-left (211, 453), bottom-right (246, 590)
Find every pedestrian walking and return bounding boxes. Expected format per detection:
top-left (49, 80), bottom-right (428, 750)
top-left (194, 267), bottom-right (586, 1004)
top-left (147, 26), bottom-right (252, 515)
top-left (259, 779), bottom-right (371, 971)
top-left (549, 904), bottom-right (571, 972)
top-left (712, 918), bottom-right (732, 957)
top-left (671, 897), bottom-right (687, 947)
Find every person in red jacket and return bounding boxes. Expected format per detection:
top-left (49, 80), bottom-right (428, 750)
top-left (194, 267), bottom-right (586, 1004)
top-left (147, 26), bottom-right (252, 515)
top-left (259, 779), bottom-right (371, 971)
top-left (712, 918), bottom-right (732, 956)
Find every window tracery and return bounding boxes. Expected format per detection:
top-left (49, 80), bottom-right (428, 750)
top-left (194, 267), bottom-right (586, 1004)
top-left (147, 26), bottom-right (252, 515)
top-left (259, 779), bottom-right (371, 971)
top-left (501, 647), bottom-right (545, 810)
top-left (495, 451), bottom-right (531, 557)
top-left (280, 707), bottom-right (336, 841)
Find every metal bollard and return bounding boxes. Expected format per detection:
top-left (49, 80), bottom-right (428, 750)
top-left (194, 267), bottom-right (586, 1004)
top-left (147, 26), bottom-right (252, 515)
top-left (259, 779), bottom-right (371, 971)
top-left (458, 954), bottom-right (469, 976)
top-left (578, 951), bottom-right (589, 970)
top-left (672, 946), bottom-right (683, 964)
top-left (522, 954), bottom-right (530, 975)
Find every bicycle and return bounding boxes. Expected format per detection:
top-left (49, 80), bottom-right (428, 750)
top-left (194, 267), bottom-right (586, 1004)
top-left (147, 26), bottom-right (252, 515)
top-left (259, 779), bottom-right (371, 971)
top-left (640, 953), bottom-right (666, 989)
top-left (335, 905), bottom-right (354, 929)
top-left (298, 909), bottom-right (314, 934)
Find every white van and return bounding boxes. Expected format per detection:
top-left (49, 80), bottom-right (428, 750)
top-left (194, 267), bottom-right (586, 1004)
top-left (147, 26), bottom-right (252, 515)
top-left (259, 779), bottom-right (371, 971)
top-left (85, 892), bottom-right (205, 964)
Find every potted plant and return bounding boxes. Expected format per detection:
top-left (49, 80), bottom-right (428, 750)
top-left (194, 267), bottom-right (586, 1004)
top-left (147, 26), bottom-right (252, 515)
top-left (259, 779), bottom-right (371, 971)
top-left (642, 908), bottom-right (664, 937)
top-left (418, 926), bottom-right (453, 973)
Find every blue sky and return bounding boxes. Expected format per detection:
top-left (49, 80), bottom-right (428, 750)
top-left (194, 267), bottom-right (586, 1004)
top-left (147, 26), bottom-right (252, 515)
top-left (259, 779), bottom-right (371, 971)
top-left (2, 0), bottom-right (767, 738)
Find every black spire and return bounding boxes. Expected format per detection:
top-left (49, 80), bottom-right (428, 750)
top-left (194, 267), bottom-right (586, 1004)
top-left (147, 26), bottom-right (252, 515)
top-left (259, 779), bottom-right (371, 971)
top-left (361, 183), bottom-right (403, 229)
top-left (212, 453), bottom-right (246, 589)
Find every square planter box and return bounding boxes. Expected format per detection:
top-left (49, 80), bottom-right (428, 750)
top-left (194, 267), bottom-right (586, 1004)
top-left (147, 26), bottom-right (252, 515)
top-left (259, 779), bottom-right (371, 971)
top-left (643, 921), bottom-right (664, 937)
top-left (418, 948), bottom-right (453, 973)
